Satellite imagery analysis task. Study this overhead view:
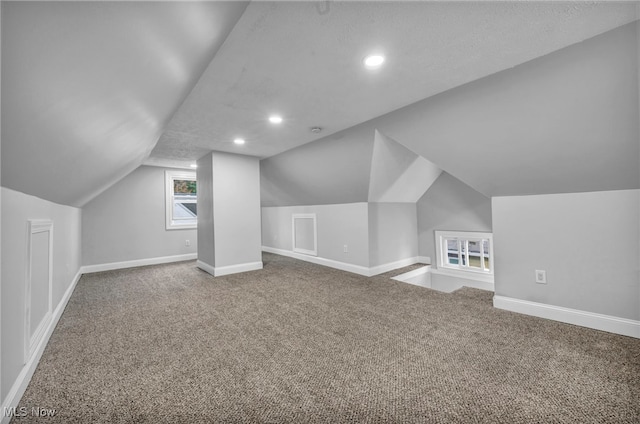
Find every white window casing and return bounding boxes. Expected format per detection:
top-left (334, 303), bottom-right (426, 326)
top-left (434, 230), bottom-right (494, 283)
top-left (292, 213), bottom-right (318, 256)
top-left (165, 170), bottom-right (197, 230)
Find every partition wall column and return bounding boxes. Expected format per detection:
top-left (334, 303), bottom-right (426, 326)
top-left (196, 151), bottom-right (263, 277)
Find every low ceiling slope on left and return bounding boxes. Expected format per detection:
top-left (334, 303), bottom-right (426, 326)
top-left (1, 1), bottom-right (248, 207)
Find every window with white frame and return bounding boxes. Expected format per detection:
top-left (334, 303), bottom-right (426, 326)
top-left (165, 170), bottom-right (197, 230)
top-left (435, 231), bottom-right (493, 276)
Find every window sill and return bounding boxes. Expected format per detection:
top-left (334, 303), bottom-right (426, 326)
top-left (430, 266), bottom-right (494, 284)
top-left (166, 223), bottom-right (197, 231)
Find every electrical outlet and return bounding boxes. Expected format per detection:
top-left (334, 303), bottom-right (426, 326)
top-left (343, 244), bottom-right (348, 253)
top-left (185, 240), bottom-right (190, 247)
top-left (535, 270), bottom-right (547, 284)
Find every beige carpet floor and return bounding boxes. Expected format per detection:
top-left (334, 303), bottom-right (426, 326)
top-left (14, 253), bottom-right (640, 423)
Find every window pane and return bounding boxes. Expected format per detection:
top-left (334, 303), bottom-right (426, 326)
top-left (483, 239), bottom-right (490, 269)
top-left (436, 231), bottom-right (492, 274)
top-left (468, 240), bottom-right (481, 268)
top-left (446, 239), bottom-right (459, 265)
top-left (174, 179), bottom-right (197, 194)
top-left (173, 201), bottom-right (197, 219)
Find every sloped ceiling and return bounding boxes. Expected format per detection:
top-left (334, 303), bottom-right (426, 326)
top-left (261, 126), bottom-right (441, 207)
top-left (260, 122), bottom-right (375, 207)
top-left (262, 19), bottom-right (639, 204)
top-left (150, 1), bottom-right (638, 163)
top-left (368, 131), bottom-right (441, 203)
top-left (374, 21), bottom-right (639, 197)
top-left (2, 1), bottom-right (638, 206)
top-left (1, 1), bottom-right (248, 207)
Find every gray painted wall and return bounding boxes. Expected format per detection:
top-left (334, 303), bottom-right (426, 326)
top-left (196, 154), bottom-right (215, 266)
top-left (212, 152), bottom-right (262, 268)
top-left (1, 187), bottom-right (81, 400)
top-left (368, 203), bottom-right (418, 267)
top-left (262, 202), bottom-right (419, 269)
top-left (417, 172), bottom-right (492, 265)
top-left (493, 189), bottom-right (640, 320)
top-left (198, 152), bottom-right (262, 270)
top-left (261, 203), bottom-right (370, 268)
top-left (82, 165), bottom-right (197, 266)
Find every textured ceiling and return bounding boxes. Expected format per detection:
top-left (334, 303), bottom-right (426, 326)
top-left (149, 1), bottom-right (639, 165)
top-left (260, 19), bottom-right (639, 204)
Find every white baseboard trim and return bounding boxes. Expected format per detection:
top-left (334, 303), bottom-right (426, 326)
top-left (196, 260), bottom-right (216, 276)
top-left (369, 257), bottom-right (422, 276)
top-left (263, 246), bottom-right (371, 276)
top-left (1, 269), bottom-right (83, 424)
top-left (493, 295), bottom-right (640, 339)
top-left (262, 246), bottom-right (422, 277)
top-left (417, 256), bottom-right (431, 265)
top-left (197, 260), bottom-right (263, 277)
top-left (82, 253), bottom-right (197, 274)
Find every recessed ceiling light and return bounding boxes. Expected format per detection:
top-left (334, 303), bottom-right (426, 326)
top-left (234, 138), bottom-right (245, 145)
top-left (363, 54), bottom-right (385, 69)
top-left (190, 164), bottom-right (197, 168)
top-left (269, 115), bottom-right (283, 124)
top-left (310, 127), bottom-right (322, 133)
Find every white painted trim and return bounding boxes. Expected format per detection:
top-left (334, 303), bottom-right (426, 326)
top-left (417, 256), bottom-right (431, 265)
top-left (263, 246), bottom-right (371, 276)
top-left (369, 257), bottom-right (421, 276)
top-left (82, 253), bottom-right (197, 274)
top-left (197, 260), bottom-right (263, 277)
top-left (196, 260), bottom-right (216, 276)
top-left (392, 265), bottom-right (431, 282)
top-left (262, 246), bottom-right (421, 277)
top-left (165, 170), bottom-right (197, 230)
top-left (292, 213), bottom-right (317, 256)
top-left (1, 269), bottom-right (83, 424)
top-left (392, 265), bottom-right (494, 292)
top-left (392, 266), bottom-right (433, 289)
top-left (493, 295), bottom-right (640, 339)
top-left (215, 261), bottom-right (263, 277)
top-left (430, 266), bottom-right (494, 284)
top-left (435, 230), bottom-right (494, 276)
top-left (25, 220), bottom-right (53, 365)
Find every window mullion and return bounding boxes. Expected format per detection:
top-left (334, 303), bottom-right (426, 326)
top-left (464, 239), bottom-right (469, 269)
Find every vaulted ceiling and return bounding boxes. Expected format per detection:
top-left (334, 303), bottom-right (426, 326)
top-left (2, 1), bottom-right (639, 207)
top-left (2, 1), bottom-right (249, 207)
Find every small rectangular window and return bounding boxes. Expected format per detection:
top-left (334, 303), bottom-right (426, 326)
top-left (435, 231), bottom-right (493, 276)
top-left (166, 171), bottom-right (197, 230)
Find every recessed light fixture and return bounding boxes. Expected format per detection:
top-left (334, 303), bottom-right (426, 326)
top-left (234, 138), bottom-right (245, 145)
top-left (363, 54), bottom-right (385, 69)
top-left (190, 164), bottom-right (197, 169)
top-left (269, 115), bottom-right (283, 124)
top-left (310, 127), bottom-right (322, 133)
